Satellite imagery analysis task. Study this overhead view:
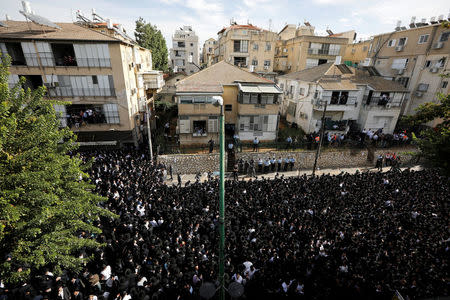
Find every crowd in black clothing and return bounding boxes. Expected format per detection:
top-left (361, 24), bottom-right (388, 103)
top-left (2, 150), bottom-right (448, 300)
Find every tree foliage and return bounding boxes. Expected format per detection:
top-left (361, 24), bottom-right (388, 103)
top-left (0, 57), bottom-right (115, 283)
top-left (401, 74), bottom-right (450, 174)
top-left (135, 17), bottom-right (169, 72)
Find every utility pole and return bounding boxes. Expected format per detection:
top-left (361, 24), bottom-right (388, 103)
top-left (218, 103), bottom-right (225, 300)
top-left (312, 100), bottom-right (327, 176)
top-left (145, 100), bottom-right (153, 160)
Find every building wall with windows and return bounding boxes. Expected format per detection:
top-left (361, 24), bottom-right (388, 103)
top-left (0, 20), bottom-right (160, 146)
top-left (365, 23), bottom-right (449, 116)
top-left (201, 38), bottom-right (216, 67)
top-left (343, 40), bottom-right (372, 67)
top-left (214, 24), bottom-right (278, 75)
top-left (169, 26), bottom-right (199, 75)
top-left (274, 24), bottom-right (349, 73)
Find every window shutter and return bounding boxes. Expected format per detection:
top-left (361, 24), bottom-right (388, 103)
top-left (179, 116), bottom-right (190, 133)
top-left (208, 117), bottom-right (218, 133)
top-left (267, 115), bottom-right (278, 132)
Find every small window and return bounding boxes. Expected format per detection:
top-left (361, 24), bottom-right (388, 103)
top-left (265, 43), bottom-right (271, 51)
top-left (92, 75), bottom-right (98, 85)
top-left (398, 37), bottom-right (407, 46)
top-left (418, 34), bottom-right (429, 44)
top-left (190, 43), bottom-right (194, 47)
top-left (439, 32), bottom-right (450, 42)
top-left (264, 60), bottom-right (271, 66)
top-left (417, 83), bottom-right (429, 92)
top-left (442, 81), bottom-right (448, 89)
top-left (424, 60), bottom-right (431, 68)
top-left (387, 39), bottom-right (396, 47)
top-left (253, 43), bottom-right (259, 50)
top-left (225, 104), bottom-right (232, 111)
top-left (252, 59), bottom-right (258, 66)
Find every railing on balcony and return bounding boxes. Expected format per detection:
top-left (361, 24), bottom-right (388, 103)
top-left (22, 53), bottom-right (111, 68)
top-left (47, 87), bottom-right (116, 97)
top-left (307, 48), bottom-right (340, 56)
top-left (363, 96), bottom-right (402, 109)
top-left (320, 95), bottom-right (357, 105)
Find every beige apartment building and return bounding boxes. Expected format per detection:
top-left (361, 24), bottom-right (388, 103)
top-left (170, 26), bottom-right (199, 75)
top-left (201, 38), bottom-right (216, 67)
top-left (175, 61), bottom-right (282, 145)
top-left (214, 23), bottom-right (278, 76)
top-left (362, 20), bottom-right (449, 116)
top-left (274, 24), bottom-right (350, 74)
top-left (0, 20), bottom-right (163, 146)
top-left (342, 40), bottom-right (372, 67)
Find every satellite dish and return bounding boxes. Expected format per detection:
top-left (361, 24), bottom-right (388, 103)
top-left (199, 282), bottom-right (216, 299)
top-left (228, 282), bottom-right (245, 298)
top-left (20, 10), bottom-right (61, 29)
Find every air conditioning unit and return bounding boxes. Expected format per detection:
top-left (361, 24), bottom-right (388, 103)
top-left (395, 45), bottom-right (404, 52)
top-left (430, 67), bottom-right (438, 73)
top-left (433, 42), bottom-right (443, 49)
top-left (397, 69), bottom-right (404, 75)
top-left (264, 66), bottom-right (269, 70)
top-left (415, 91), bottom-right (423, 97)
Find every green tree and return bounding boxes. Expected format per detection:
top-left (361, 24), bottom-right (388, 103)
top-left (135, 17), bottom-right (169, 72)
top-left (0, 57), bottom-right (115, 283)
top-left (401, 74), bottom-right (450, 174)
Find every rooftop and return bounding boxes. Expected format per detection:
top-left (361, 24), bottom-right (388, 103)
top-left (0, 20), bottom-right (119, 42)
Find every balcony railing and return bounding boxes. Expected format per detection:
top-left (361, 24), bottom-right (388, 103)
top-left (321, 95), bottom-right (357, 105)
top-left (47, 87), bottom-right (116, 97)
top-left (363, 96), bottom-right (402, 109)
top-left (307, 48), bottom-right (340, 56)
top-left (22, 53), bottom-right (111, 68)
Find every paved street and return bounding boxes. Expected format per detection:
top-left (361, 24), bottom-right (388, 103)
top-left (164, 164), bottom-right (424, 186)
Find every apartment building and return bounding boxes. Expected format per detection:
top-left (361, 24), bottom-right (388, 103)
top-left (363, 19), bottom-right (449, 116)
top-left (0, 20), bottom-right (164, 146)
top-left (214, 23), bottom-right (278, 76)
top-left (274, 24), bottom-right (350, 74)
top-left (342, 40), bottom-right (372, 67)
top-left (201, 38), bottom-right (216, 67)
top-left (277, 63), bottom-right (408, 134)
top-left (175, 61), bottom-right (282, 145)
top-left (169, 26), bottom-right (199, 74)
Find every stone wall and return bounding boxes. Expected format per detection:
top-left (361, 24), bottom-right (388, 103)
top-left (157, 147), bottom-right (418, 174)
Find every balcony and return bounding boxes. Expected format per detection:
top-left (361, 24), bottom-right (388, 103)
top-left (363, 96), bottom-right (401, 109)
top-left (22, 53), bottom-right (111, 68)
top-left (142, 71), bottom-right (165, 90)
top-left (307, 49), bottom-right (340, 56)
top-left (47, 87), bottom-right (116, 97)
top-left (313, 96), bottom-right (357, 111)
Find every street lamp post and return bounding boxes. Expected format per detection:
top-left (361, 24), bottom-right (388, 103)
top-left (145, 100), bottom-right (153, 160)
top-left (312, 100), bottom-right (327, 176)
top-left (213, 96), bottom-right (225, 300)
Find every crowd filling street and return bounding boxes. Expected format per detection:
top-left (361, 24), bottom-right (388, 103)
top-left (1, 150), bottom-right (448, 300)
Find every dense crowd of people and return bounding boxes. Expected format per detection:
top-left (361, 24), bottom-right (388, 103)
top-left (1, 150), bottom-right (448, 300)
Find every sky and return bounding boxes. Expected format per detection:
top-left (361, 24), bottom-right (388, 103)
top-left (3, 0), bottom-right (449, 49)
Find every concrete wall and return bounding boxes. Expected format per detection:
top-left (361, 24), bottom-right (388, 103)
top-left (158, 147), bottom-right (418, 174)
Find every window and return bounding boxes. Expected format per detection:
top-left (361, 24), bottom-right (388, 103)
top-left (92, 75), bottom-right (98, 85)
top-left (190, 52), bottom-right (193, 56)
top-left (51, 43), bottom-right (77, 66)
top-left (363, 46), bottom-right (368, 51)
top-left (252, 59), bottom-right (258, 66)
top-left (265, 42), bottom-right (271, 51)
top-left (193, 120), bottom-right (207, 136)
top-left (190, 43), bottom-right (194, 47)
top-left (103, 104), bottom-right (120, 124)
top-left (280, 83), bottom-right (284, 90)
top-left (208, 116), bottom-right (218, 132)
top-left (177, 42), bottom-right (185, 47)
top-left (225, 104), bottom-right (232, 111)
top-left (397, 77), bottom-right (410, 88)
top-left (264, 60), bottom-right (271, 67)
top-left (417, 83), bottom-right (429, 92)
top-left (253, 43), bottom-right (259, 50)
top-left (299, 88), bottom-right (305, 96)
top-left (398, 37), bottom-right (407, 46)
top-left (233, 40), bottom-right (248, 53)
top-left (234, 57), bottom-right (246, 67)
top-left (442, 81), bottom-right (448, 89)
top-left (439, 32), bottom-right (450, 42)
top-left (387, 39), bottom-right (396, 47)
top-left (391, 58), bottom-right (408, 69)
top-left (180, 96), bottom-right (193, 103)
top-left (424, 60), bottom-right (432, 68)
top-left (418, 34), bottom-right (429, 44)
top-left (436, 57), bottom-right (446, 68)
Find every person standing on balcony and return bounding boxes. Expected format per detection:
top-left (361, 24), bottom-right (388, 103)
top-left (253, 137), bottom-right (259, 152)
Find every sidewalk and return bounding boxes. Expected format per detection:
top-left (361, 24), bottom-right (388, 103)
top-left (164, 165), bottom-right (424, 186)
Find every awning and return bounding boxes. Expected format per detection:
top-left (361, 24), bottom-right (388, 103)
top-left (238, 83), bottom-right (282, 94)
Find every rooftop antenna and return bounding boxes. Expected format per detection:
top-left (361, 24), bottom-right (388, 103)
top-left (430, 16), bottom-right (437, 24)
top-left (268, 18), bottom-right (272, 31)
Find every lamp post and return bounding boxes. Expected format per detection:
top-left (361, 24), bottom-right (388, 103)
top-left (312, 100), bottom-right (327, 176)
top-left (145, 99), bottom-right (153, 160)
top-left (213, 96), bottom-right (225, 300)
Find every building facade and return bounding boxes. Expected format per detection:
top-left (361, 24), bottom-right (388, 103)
top-left (363, 21), bottom-right (449, 116)
top-left (342, 40), bottom-right (372, 67)
top-left (169, 26), bottom-right (199, 75)
top-left (274, 24), bottom-right (350, 74)
top-left (214, 23), bottom-right (278, 76)
top-left (175, 61), bottom-right (282, 145)
top-left (201, 38), bottom-right (216, 68)
top-left (277, 63), bottom-right (409, 134)
top-left (0, 20), bottom-right (163, 146)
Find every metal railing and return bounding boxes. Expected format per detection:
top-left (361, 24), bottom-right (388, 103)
top-left (47, 87), bottom-right (116, 97)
